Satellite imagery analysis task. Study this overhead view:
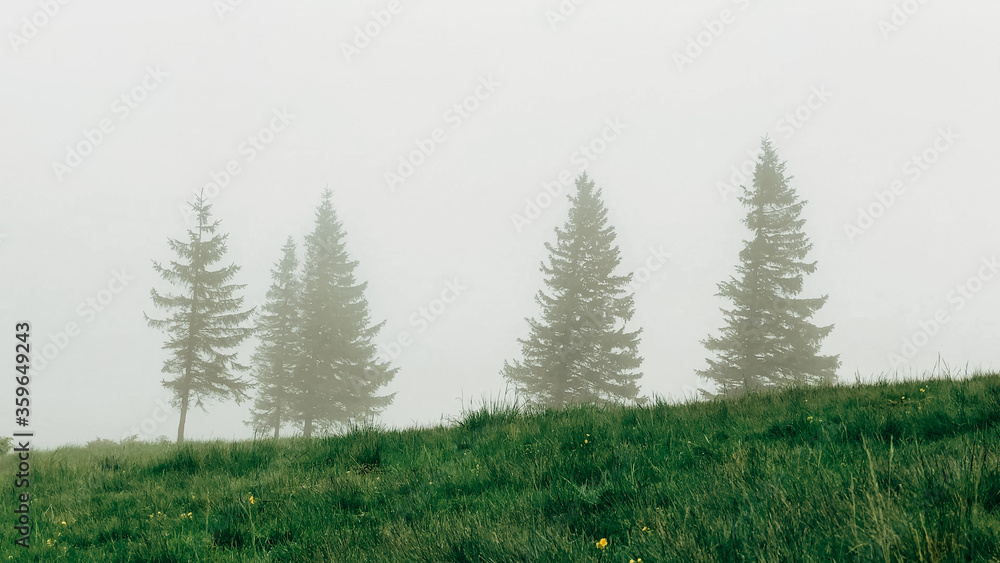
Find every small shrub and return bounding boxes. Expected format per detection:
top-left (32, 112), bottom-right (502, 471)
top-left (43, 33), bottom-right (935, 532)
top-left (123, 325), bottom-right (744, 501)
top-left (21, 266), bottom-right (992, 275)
top-left (86, 437), bottom-right (119, 449)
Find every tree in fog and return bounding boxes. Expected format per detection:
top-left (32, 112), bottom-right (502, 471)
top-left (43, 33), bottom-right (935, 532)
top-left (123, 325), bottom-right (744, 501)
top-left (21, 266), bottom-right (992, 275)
top-left (145, 192), bottom-right (256, 443)
top-left (503, 173), bottom-right (644, 410)
top-left (246, 236), bottom-right (301, 439)
top-left (289, 188), bottom-right (396, 438)
top-left (699, 137), bottom-right (839, 396)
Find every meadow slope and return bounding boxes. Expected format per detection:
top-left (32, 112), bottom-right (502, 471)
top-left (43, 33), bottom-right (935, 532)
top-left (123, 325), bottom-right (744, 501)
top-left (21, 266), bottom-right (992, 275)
top-left (3, 373), bottom-right (1000, 561)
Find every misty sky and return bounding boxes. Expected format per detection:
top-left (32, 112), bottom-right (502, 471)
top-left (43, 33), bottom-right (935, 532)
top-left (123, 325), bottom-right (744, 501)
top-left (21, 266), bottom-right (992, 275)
top-left (2, 1), bottom-right (998, 448)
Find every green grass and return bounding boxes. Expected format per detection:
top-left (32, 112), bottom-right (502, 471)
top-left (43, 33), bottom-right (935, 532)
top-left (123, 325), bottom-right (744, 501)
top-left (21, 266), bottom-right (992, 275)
top-left (5, 372), bottom-right (1000, 561)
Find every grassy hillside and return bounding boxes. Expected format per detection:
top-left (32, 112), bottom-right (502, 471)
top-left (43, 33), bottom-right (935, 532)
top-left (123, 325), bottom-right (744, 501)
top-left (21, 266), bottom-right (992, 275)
top-left (4, 373), bottom-right (1000, 562)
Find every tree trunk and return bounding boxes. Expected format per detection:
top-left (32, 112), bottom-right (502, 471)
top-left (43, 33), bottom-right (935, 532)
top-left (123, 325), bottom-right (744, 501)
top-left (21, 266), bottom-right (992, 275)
top-left (177, 391), bottom-right (189, 443)
top-left (303, 417), bottom-right (313, 439)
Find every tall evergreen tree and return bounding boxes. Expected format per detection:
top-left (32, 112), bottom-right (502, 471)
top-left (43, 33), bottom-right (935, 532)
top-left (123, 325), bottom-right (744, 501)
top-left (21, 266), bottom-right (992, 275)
top-left (145, 192), bottom-right (256, 443)
top-left (246, 236), bottom-right (301, 439)
top-left (503, 173), bottom-right (644, 410)
top-left (698, 137), bottom-right (839, 396)
top-left (290, 188), bottom-right (396, 438)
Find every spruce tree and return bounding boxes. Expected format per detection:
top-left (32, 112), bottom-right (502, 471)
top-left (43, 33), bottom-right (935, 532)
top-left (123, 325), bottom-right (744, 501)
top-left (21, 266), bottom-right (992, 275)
top-left (246, 236), bottom-right (301, 439)
top-left (698, 137), bottom-right (839, 396)
top-left (291, 188), bottom-right (396, 438)
top-left (145, 192), bottom-right (256, 443)
top-left (503, 173), bottom-right (644, 410)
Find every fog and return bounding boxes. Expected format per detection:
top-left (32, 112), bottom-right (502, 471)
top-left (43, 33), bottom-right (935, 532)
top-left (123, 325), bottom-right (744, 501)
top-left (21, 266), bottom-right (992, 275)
top-left (2, 0), bottom-right (998, 447)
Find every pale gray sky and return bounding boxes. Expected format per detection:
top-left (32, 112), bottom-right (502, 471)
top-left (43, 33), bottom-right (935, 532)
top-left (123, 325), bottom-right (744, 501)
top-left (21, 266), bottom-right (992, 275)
top-left (2, 0), bottom-right (998, 447)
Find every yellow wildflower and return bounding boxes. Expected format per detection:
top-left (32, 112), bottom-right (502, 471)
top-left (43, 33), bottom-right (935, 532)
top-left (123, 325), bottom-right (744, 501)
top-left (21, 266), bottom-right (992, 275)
top-left (596, 538), bottom-right (608, 549)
